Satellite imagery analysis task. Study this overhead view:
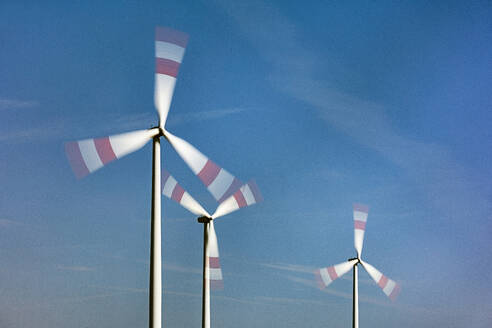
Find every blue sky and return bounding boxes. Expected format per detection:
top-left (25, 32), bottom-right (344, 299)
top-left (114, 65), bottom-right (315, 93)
top-left (1, 0), bottom-right (491, 327)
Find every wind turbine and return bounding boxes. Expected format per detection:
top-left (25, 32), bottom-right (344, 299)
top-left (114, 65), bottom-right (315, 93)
top-left (315, 204), bottom-right (400, 328)
top-left (64, 27), bottom-right (243, 328)
top-left (161, 169), bottom-right (262, 328)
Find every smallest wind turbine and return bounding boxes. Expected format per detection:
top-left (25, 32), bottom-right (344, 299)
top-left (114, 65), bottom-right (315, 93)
top-left (315, 204), bottom-right (400, 328)
top-left (161, 170), bottom-right (262, 328)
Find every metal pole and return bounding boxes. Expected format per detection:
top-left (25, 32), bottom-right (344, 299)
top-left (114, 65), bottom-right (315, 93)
top-left (198, 216), bottom-right (211, 328)
top-left (149, 136), bottom-right (162, 328)
top-left (353, 262), bottom-right (359, 328)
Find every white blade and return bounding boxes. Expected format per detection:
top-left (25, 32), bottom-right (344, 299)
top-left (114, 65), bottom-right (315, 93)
top-left (65, 129), bottom-right (159, 178)
top-left (360, 260), bottom-right (400, 301)
top-left (207, 221), bottom-right (223, 290)
top-left (212, 180), bottom-right (262, 219)
top-left (161, 170), bottom-right (210, 217)
top-left (164, 130), bottom-right (242, 202)
top-left (353, 203), bottom-right (369, 257)
top-left (315, 259), bottom-right (357, 289)
top-left (155, 26), bottom-right (189, 128)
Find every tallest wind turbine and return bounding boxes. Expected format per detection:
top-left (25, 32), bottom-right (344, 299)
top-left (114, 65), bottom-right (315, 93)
top-left (65, 27), bottom-right (243, 328)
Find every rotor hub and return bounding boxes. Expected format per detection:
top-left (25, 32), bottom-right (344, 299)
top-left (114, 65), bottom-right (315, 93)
top-left (197, 216), bottom-right (212, 224)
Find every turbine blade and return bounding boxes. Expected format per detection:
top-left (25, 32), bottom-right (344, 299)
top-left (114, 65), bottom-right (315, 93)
top-left (353, 203), bottom-right (369, 257)
top-left (360, 260), bottom-right (401, 301)
top-left (164, 130), bottom-right (242, 202)
top-left (212, 180), bottom-right (263, 219)
top-left (315, 259), bottom-right (358, 289)
top-left (65, 129), bottom-right (158, 179)
top-left (207, 221), bottom-right (223, 290)
top-left (161, 170), bottom-right (210, 217)
top-left (154, 26), bottom-right (189, 128)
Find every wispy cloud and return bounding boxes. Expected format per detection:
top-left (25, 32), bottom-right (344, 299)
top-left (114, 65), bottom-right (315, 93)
top-left (163, 261), bottom-right (202, 275)
top-left (57, 265), bottom-right (96, 272)
top-left (216, 0), bottom-right (491, 236)
top-left (285, 274), bottom-right (390, 305)
top-left (107, 107), bottom-right (245, 131)
top-left (261, 261), bottom-right (374, 285)
top-left (0, 219), bottom-right (27, 228)
top-left (91, 285), bottom-right (147, 294)
top-left (0, 97), bottom-right (38, 110)
top-left (284, 275), bottom-right (449, 316)
top-left (167, 108), bottom-right (245, 126)
top-left (261, 262), bottom-right (316, 274)
top-left (0, 101), bottom-right (244, 144)
top-left (0, 124), bottom-right (66, 143)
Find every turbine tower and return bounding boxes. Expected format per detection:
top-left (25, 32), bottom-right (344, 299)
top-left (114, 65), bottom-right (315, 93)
top-left (315, 204), bottom-right (400, 328)
top-left (65, 27), bottom-right (242, 328)
top-left (161, 170), bottom-right (262, 328)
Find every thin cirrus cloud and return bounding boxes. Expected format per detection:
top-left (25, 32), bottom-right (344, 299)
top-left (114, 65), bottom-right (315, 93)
top-left (261, 262), bottom-right (374, 285)
top-left (0, 125), bottom-right (66, 142)
top-left (0, 100), bottom-right (243, 143)
top-left (56, 265), bottom-right (96, 272)
top-left (110, 108), bottom-right (246, 131)
top-left (163, 261), bottom-right (202, 275)
top-left (217, 0), bottom-right (490, 232)
top-left (0, 97), bottom-right (38, 111)
top-left (261, 262), bottom-right (316, 274)
top-left (0, 218), bottom-right (27, 228)
top-left (291, 271), bottom-right (490, 323)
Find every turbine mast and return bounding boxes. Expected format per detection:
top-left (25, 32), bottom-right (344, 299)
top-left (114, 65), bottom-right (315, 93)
top-left (198, 216), bottom-right (212, 328)
top-left (149, 135), bottom-right (162, 328)
top-left (348, 257), bottom-right (359, 328)
top-left (353, 262), bottom-right (359, 328)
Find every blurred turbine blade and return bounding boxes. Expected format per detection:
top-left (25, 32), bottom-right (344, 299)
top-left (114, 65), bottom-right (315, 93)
top-left (360, 260), bottom-right (401, 301)
top-left (212, 180), bottom-right (263, 219)
top-left (315, 259), bottom-right (357, 289)
top-left (65, 129), bottom-right (159, 179)
top-left (161, 169), bottom-right (210, 217)
top-left (353, 203), bottom-right (369, 257)
top-left (207, 220), bottom-right (223, 290)
top-left (163, 130), bottom-right (242, 202)
top-left (154, 26), bottom-right (189, 128)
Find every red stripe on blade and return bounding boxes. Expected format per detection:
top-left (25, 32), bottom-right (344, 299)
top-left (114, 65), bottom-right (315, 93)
top-left (378, 275), bottom-right (389, 289)
top-left (327, 266), bottom-right (338, 281)
top-left (208, 257), bottom-right (220, 269)
top-left (354, 220), bottom-right (366, 230)
top-left (156, 58), bottom-right (180, 77)
top-left (233, 190), bottom-right (247, 208)
top-left (197, 160), bottom-right (221, 186)
top-left (161, 170), bottom-right (171, 186)
top-left (155, 27), bottom-right (189, 48)
top-left (353, 203), bottom-right (369, 213)
top-left (171, 184), bottom-right (185, 202)
top-left (247, 180), bottom-right (263, 203)
top-left (94, 137), bottom-right (116, 164)
top-left (210, 279), bottom-right (224, 290)
top-left (389, 284), bottom-right (401, 301)
top-left (64, 142), bottom-right (90, 179)
top-left (314, 270), bottom-right (326, 289)
top-left (217, 177), bottom-right (242, 203)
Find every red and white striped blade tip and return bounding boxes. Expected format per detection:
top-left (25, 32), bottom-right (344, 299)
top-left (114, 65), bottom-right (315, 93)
top-left (154, 26), bottom-right (189, 128)
top-left (207, 221), bottom-right (223, 290)
top-left (361, 260), bottom-right (400, 301)
top-left (65, 129), bottom-right (159, 179)
top-left (163, 130), bottom-right (243, 202)
top-left (212, 180), bottom-right (262, 219)
top-left (315, 259), bottom-right (357, 289)
top-left (353, 203), bottom-right (369, 257)
top-left (161, 169), bottom-right (210, 217)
